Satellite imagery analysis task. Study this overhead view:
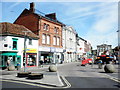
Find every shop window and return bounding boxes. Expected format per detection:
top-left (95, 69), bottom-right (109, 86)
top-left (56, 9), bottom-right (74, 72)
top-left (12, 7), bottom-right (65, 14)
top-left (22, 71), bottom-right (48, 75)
top-left (27, 54), bottom-right (36, 66)
top-left (29, 39), bottom-right (32, 45)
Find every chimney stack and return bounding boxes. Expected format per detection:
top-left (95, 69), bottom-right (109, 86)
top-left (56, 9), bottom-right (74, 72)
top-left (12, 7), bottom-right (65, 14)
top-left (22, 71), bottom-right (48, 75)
top-left (29, 2), bottom-right (35, 13)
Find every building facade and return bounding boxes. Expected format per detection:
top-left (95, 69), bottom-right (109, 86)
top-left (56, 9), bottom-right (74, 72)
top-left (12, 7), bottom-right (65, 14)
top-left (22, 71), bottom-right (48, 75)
top-left (97, 44), bottom-right (112, 56)
top-left (76, 36), bottom-right (86, 60)
top-left (14, 2), bottom-right (63, 64)
top-left (62, 25), bottom-right (77, 63)
top-left (0, 22), bottom-right (39, 68)
top-left (84, 41), bottom-right (92, 58)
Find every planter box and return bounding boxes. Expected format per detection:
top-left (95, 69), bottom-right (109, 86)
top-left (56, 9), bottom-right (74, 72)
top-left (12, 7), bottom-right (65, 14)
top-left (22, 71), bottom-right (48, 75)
top-left (28, 73), bottom-right (43, 79)
top-left (17, 72), bottom-right (31, 77)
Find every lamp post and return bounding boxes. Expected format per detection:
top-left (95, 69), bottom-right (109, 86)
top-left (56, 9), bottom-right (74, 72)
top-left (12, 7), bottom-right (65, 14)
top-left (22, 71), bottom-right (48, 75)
top-left (22, 31), bottom-right (31, 72)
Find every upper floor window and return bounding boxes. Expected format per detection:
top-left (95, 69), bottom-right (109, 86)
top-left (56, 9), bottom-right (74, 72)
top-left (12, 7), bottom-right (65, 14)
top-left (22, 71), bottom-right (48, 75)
top-left (42, 34), bottom-right (46, 44)
top-left (54, 27), bottom-right (58, 33)
top-left (53, 36), bottom-right (56, 45)
top-left (46, 35), bottom-right (50, 45)
top-left (29, 39), bottom-right (32, 45)
top-left (43, 23), bottom-right (49, 31)
top-left (57, 37), bottom-right (60, 46)
top-left (12, 38), bottom-right (18, 50)
top-left (43, 23), bottom-right (46, 30)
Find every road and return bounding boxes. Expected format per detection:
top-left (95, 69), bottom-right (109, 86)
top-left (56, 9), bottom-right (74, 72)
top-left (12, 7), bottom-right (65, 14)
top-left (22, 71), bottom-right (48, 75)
top-left (57, 62), bottom-right (119, 88)
top-left (1, 80), bottom-right (42, 88)
top-left (1, 62), bottom-right (119, 89)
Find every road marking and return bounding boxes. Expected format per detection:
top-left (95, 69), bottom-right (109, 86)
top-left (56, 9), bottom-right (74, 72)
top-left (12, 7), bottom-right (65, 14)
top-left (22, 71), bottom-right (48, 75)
top-left (104, 74), bottom-right (120, 83)
top-left (57, 71), bottom-right (64, 86)
top-left (60, 76), bottom-right (71, 88)
top-left (1, 79), bottom-right (60, 88)
top-left (1, 76), bottom-right (71, 89)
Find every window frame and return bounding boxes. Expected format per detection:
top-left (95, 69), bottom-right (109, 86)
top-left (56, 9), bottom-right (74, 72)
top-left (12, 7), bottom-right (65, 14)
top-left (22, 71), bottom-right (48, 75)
top-left (29, 39), bottom-right (32, 45)
top-left (12, 38), bottom-right (18, 50)
top-left (53, 36), bottom-right (56, 45)
top-left (46, 35), bottom-right (50, 45)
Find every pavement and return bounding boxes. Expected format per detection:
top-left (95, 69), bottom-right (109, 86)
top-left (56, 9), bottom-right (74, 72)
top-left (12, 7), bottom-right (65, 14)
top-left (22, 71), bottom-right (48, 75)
top-left (0, 64), bottom-right (66, 88)
top-left (0, 62), bottom-right (119, 89)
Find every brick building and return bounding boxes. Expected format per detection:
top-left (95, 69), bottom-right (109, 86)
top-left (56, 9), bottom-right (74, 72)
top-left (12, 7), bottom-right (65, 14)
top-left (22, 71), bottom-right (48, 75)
top-left (14, 2), bottom-right (63, 64)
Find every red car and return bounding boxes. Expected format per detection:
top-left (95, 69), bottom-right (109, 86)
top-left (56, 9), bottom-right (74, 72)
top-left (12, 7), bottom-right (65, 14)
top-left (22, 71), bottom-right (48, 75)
top-left (81, 59), bottom-right (92, 66)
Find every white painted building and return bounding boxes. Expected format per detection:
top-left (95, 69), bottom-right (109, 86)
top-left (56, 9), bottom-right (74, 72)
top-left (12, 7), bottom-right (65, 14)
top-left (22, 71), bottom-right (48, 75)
top-left (62, 25), bottom-right (77, 63)
top-left (0, 22), bottom-right (39, 68)
top-left (76, 36), bottom-right (86, 60)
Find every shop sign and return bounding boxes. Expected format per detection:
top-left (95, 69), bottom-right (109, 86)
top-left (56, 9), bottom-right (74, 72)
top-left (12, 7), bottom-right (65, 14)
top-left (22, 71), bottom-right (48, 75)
top-left (23, 48), bottom-right (37, 53)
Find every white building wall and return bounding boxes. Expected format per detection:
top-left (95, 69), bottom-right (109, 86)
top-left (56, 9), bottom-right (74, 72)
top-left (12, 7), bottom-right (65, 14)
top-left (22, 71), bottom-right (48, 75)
top-left (62, 26), bottom-right (77, 63)
top-left (0, 36), bottom-right (39, 67)
top-left (77, 38), bottom-right (85, 57)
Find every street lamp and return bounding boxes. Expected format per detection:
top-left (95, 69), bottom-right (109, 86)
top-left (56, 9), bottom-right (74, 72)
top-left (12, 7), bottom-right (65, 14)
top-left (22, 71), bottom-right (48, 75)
top-left (22, 31), bottom-right (31, 72)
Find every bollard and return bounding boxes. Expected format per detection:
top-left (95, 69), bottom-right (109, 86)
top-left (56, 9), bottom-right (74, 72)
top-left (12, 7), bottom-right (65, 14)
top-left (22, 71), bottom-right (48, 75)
top-left (8, 65), bottom-right (15, 71)
top-left (49, 65), bottom-right (57, 72)
top-left (104, 64), bottom-right (116, 73)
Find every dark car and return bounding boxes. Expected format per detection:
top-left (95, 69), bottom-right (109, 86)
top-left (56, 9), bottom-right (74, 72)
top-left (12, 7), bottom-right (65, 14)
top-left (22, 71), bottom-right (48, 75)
top-left (94, 55), bottom-right (113, 64)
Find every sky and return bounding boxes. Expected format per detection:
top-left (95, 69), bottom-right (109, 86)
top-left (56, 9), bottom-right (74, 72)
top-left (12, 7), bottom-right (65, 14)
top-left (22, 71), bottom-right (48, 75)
top-left (0, 0), bottom-right (119, 50)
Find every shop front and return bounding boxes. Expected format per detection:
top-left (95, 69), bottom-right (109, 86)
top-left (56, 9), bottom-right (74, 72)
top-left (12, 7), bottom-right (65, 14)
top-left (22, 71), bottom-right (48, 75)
top-left (23, 48), bottom-right (38, 67)
top-left (0, 52), bottom-right (21, 69)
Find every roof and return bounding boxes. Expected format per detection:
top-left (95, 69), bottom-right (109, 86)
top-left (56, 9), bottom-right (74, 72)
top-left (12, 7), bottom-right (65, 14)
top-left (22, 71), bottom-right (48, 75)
top-left (14, 8), bottom-right (64, 26)
top-left (0, 22), bottom-right (39, 39)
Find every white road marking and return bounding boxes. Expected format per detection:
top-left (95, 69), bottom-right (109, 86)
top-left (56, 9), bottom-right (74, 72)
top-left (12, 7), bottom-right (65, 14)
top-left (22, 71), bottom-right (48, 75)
top-left (1, 79), bottom-right (59, 88)
top-left (61, 76), bottom-right (71, 88)
top-left (104, 74), bottom-right (120, 83)
top-left (1, 76), bottom-right (71, 89)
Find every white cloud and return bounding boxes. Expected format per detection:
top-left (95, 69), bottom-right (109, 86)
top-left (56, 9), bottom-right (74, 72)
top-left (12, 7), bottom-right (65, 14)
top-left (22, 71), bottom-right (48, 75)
top-left (82, 2), bottom-right (118, 49)
top-left (9, 2), bottom-right (21, 9)
top-left (93, 4), bottom-right (118, 33)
